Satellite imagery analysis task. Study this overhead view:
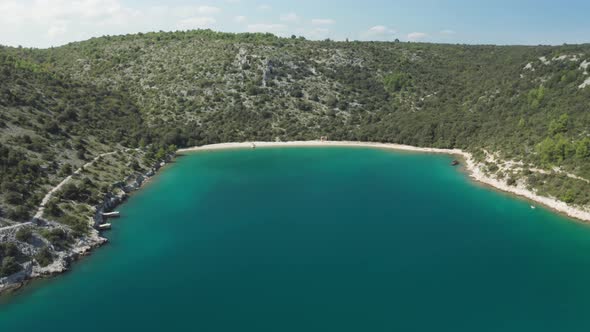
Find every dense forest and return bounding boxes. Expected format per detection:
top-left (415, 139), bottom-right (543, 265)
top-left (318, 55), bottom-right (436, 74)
top-left (1, 30), bottom-right (590, 274)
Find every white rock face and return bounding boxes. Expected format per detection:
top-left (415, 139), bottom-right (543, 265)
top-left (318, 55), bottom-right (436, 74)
top-left (523, 62), bottom-right (535, 71)
top-left (580, 60), bottom-right (589, 74)
top-left (579, 77), bottom-right (590, 89)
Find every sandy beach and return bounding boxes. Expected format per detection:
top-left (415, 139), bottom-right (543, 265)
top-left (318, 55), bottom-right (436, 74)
top-left (178, 141), bottom-right (590, 223)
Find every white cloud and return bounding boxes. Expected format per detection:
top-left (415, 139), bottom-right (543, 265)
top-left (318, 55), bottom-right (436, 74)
top-left (360, 25), bottom-right (397, 40)
top-left (234, 15), bottom-right (247, 24)
top-left (0, 0), bottom-right (126, 21)
top-left (0, 0), bottom-right (142, 46)
top-left (195, 6), bottom-right (221, 15)
top-left (176, 17), bottom-right (216, 30)
top-left (311, 18), bottom-right (335, 25)
top-left (308, 28), bottom-right (330, 39)
top-left (258, 4), bottom-right (271, 11)
top-left (247, 23), bottom-right (287, 33)
top-left (170, 6), bottom-right (221, 18)
top-left (368, 25), bottom-right (396, 35)
top-left (407, 32), bottom-right (428, 41)
top-left (280, 12), bottom-right (299, 23)
top-left (0, 0), bottom-right (227, 47)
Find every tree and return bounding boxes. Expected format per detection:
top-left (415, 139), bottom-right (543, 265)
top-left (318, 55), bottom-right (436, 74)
top-left (575, 138), bottom-right (590, 159)
top-left (155, 147), bottom-right (166, 160)
top-left (384, 73), bottom-right (411, 92)
top-left (528, 86), bottom-right (546, 109)
top-left (60, 183), bottom-right (80, 200)
top-left (548, 114), bottom-right (569, 136)
top-left (561, 189), bottom-right (576, 204)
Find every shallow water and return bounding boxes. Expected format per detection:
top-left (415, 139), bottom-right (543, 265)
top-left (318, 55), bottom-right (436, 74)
top-left (2, 147), bottom-right (590, 331)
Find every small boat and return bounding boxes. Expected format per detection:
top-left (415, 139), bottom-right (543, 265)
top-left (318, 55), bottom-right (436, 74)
top-left (530, 205), bottom-right (536, 210)
top-left (102, 211), bottom-right (120, 218)
top-left (98, 223), bottom-right (112, 230)
top-left (451, 160), bottom-right (460, 166)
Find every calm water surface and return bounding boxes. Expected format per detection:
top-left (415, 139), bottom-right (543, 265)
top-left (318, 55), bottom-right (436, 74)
top-left (2, 147), bottom-right (590, 331)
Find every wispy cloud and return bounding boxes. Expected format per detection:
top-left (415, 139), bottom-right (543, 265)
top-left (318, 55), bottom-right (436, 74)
top-left (280, 12), bottom-right (300, 23)
top-left (360, 25), bottom-right (397, 40)
top-left (440, 29), bottom-right (455, 35)
top-left (407, 32), bottom-right (428, 41)
top-left (311, 18), bottom-right (335, 25)
top-left (176, 17), bottom-right (216, 30)
top-left (368, 25), bottom-right (396, 35)
top-left (194, 6), bottom-right (221, 15)
top-left (247, 23), bottom-right (287, 33)
top-left (0, 0), bottom-right (229, 47)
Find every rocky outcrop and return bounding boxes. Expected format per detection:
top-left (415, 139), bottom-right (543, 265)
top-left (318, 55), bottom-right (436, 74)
top-left (0, 153), bottom-right (175, 297)
top-left (0, 262), bottom-right (33, 294)
top-left (123, 173), bottom-right (146, 192)
top-left (93, 190), bottom-right (127, 228)
top-left (0, 218), bottom-right (107, 294)
top-left (262, 59), bottom-right (274, 87)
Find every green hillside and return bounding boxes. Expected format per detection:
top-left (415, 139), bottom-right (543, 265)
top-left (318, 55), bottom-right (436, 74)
top-left (1, 30), bottom-right (590, 276)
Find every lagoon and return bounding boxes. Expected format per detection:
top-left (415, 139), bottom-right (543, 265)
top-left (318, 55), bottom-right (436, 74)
top-left (2, 147), bottom-right (590, 331)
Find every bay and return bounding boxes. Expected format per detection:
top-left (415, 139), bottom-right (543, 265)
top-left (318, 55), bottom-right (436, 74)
top-left (2, 147), bottom-right (590, 331)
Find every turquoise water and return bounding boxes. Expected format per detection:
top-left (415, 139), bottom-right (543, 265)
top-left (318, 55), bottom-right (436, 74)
top-left (2, 147), bottom-right (590, 331)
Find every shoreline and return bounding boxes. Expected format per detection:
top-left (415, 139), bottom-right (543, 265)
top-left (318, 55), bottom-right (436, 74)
top-left (0, 153), bottom-right (173, 297)
top-left (179, 140), bottom-right (590, 223)
top-left (3, 140), bottom-right (590, 298)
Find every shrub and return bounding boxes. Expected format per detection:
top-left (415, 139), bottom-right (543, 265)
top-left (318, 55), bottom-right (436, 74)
top-left (0, 257), bottom-right (21, 277)
top-left (507, 177), bottom-right (517, 186)
top-left (41, 228), bottom-right (71, 251)
top-left (15, 227), bottom-right (33, 243)
top-left (34, 247), bottom-right (54, 267)
top-left (8, 206), bottom-right (31, 221)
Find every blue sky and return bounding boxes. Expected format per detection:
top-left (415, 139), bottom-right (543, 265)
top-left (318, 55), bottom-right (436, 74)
top-left (1, 0), bottom-right (589, 48)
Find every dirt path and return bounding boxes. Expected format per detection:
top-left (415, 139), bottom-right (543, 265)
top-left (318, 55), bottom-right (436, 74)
top-left (33, 149), bottom-right (137, 220)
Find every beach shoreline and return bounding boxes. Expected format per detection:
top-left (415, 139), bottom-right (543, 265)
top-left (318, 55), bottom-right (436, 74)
top-left (179, 140), bottom-right (590, 223)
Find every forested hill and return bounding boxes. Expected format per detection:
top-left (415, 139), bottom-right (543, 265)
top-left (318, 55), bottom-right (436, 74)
top-left (2, 29), bottom-right (590, 228)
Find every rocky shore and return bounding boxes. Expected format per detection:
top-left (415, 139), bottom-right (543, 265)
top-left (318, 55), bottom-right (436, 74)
top-left (0, 154), bottom-right (173, 296)
top-left (4, 140), bottom-right (589, 297)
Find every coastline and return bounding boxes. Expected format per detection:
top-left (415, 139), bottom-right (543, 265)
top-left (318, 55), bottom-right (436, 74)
top-left (179, 140), bottom-right (590, 223)
top-left (0, 153), bottom-right (173, 297)
top-left (3, 140), bottom-right (590, 298)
